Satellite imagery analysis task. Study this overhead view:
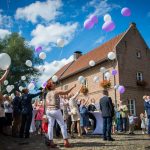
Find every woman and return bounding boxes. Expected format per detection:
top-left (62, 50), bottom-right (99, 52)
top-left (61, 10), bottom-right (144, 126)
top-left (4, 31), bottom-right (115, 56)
top-left (46, 80), bottom-right (76, 148)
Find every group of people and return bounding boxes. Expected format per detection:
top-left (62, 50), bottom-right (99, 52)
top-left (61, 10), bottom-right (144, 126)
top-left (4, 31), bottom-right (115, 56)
top-left (1, 70), bottom-right (150, 148)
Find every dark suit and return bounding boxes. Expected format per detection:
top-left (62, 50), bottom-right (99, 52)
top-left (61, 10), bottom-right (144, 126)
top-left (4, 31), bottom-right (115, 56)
top-left (100, 96), bottom-right (114, 139)
top-left (144, 101), bottom-right (150, 134)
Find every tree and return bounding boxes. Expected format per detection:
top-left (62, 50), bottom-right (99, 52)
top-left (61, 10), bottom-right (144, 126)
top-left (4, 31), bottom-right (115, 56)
top-left (0, 33), bottom-right (43, 93)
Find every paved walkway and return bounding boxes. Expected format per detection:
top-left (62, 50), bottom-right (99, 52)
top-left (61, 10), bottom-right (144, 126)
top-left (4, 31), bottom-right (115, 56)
top-left (0, 132), bottom-right (150, 150)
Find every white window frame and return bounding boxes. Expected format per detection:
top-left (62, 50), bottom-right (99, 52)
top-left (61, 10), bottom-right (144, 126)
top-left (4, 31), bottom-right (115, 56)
top-left (82, 78), bottom-right (88, 88)
top-left (136, 72), bottom-right (143, 81)
top-left (128, 99), bottom-right (136, 115)
top-left (136, 51), bottom-right (141, 58)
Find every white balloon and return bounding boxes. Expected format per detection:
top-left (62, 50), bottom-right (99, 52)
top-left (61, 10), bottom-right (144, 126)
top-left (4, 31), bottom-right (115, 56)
top-left (78, 76), bottom-right (85, 84)
top-left (28, 83), bottom-right (35, 90)
top-left (52, 75), bottom-right (58, 82)
top-left (21, 76), bottom-right (26, 81)
top-left (39, 52), bottom-right (46, 60)
top-left (11, 85), bottom-right (14, 89)
top-left (100, 67), bottom-right (106, 73)
top-left (57, 38), bottom-right (65, 47)
top-left (4, 80), bottom-right (8, 85)
top-left (107, 52), bottom-right (116, 60)
top-left (11, 93), bottom-right (15, 99)
top-left (39, 66), bottom-right (45, 72)
top-left (104, 72), bottom-right (111, 80)
top-left (89, 60), bottom-right (95, 67)
top-left (0, 53), bottom-right (11, 70)
top-left (93, 76), bottom-right (100, 83)
top-left (19, 86), bottom-right (23, 92)
top-left (25, 60), bottom-right (32, 67)
top-left (6, 85), bottom-right (12, 93)
top-left (53, 61), bottom-right (59, 67)
top-left (114, 84), bottom-right (119, 89)
top-left (104, 14), bottom-right (112, 22)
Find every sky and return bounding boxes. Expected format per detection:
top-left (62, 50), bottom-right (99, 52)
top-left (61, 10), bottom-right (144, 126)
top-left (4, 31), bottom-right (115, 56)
top-left (0, 0), bottom-right (150, 86)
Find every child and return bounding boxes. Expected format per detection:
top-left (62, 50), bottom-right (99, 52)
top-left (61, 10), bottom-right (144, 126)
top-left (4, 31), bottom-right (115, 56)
top-left (140, 113), bottom-right (146, 134)
top-left (128, 113), bottom-right (135, 134)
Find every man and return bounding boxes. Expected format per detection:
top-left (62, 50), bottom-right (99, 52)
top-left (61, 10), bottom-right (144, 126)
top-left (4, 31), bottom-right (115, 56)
top-left (19, 88), bottom-right (43, 138)
top-left (12, 91), bottom-right (22, 137)
top-left (100, 90), bottom-right (114, 141)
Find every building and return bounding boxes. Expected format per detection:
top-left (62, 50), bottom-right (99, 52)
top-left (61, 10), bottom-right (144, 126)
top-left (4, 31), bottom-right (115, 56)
top-left (53, 22), bottom-right (150, 117)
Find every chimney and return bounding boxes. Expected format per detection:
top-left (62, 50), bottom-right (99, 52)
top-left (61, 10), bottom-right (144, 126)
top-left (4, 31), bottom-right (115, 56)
top-left (130, 22), bottom-right (136, 28)
top-left (74, 51), bottom-right (82, 60)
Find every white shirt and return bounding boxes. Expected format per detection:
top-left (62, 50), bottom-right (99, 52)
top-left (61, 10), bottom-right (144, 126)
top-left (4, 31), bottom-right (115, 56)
top-left (4, 100), bottom-right (13, 113)
top-left (128, 116), bottom-right (135, 124)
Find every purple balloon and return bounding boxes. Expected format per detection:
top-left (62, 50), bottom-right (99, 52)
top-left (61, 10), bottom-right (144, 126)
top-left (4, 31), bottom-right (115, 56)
top-left (90, 15), bottom-right (98, 24)
top-left (121, 7), bottom-right (131, 17)
top-left (102, 20), bottom-right (115, 32)
top-left (118, 86), bottom-right (125, 94)
top-left (35, 46), bottom-right (42, 52)
top-left (84, 19), bottom-right (94, 30)
top-left (112, 69), bottom-right (117, 76)
top-left (42, 82), bottom-right (47, 88)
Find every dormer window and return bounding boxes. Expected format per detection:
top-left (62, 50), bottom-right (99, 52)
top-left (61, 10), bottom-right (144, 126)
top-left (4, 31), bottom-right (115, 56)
top-left (136, 72), bottom-right (143, 81)
top-left (136, 51), bottom-right (141, 58)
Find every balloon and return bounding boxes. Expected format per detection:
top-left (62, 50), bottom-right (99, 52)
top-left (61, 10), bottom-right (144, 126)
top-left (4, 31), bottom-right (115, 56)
top-left (104, 14), bottom-right (112, 22)
top-left (84, 19), bottom-right (94, 30)
top-left (35, 46), bottom-right (42, 52)
top-left (39, 52), bottom-right (46, 60)
top-left (53, 61), bottom-right (59, 67)
top-left (78, 76), bottom-right (85, 84)
top-left (11, 85), bottom-right (14, 89)
top-left (28, 83), bottom-right (35, 90)
top-left (57, 38), bottom-right (65, 47)
top-left (0, 53), bottom-right (11, 70)
top-left (93, 76), bottom-right (100, 83)
top-left (25, 60), bottom-right (32, 67)
top-left (11, 93), bottom-right (15, 99)
top-left (121, 7), bottom-right (131, 17)
top-left (89, 60), bottom-right (95, 67)
top-left (102, 20), bottom-right (115, 32)
top-left (52, 75), bottom-right (58, 82)
top-left (107, 52), bottom-right (116, 60)
top-left (19, 86), bottom-right (23, 92)
top-left (118, 85), bottom-right (125, 94)
top-left (90, 15), bottom-right (98, 24)
top-left (6, 85), bottom-right (12, 93)
top-left (21, 76), bottom-right (26, 81)
top-left (42, 82), bottom-right (47, 88)
top-left (4, 80), bottom-right (8, 85)
top-left (114, 84), bottom-right (119, 89)
top-left (100, 67), bottom-right (106, 73)
top-left (112, 69), bottom-right (117, 76)
top-left (104, 72), bottom-right (111, 80)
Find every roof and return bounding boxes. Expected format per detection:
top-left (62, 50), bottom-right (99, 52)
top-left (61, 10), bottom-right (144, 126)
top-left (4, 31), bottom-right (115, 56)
top-left (55, 33), bottom-right (125, 80)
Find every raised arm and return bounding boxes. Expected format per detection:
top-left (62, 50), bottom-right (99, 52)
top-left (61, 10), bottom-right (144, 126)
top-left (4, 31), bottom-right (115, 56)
top-left (56, 84), bottom-right (76, 96)
top-left (0, 69), bottom-right (9, 83)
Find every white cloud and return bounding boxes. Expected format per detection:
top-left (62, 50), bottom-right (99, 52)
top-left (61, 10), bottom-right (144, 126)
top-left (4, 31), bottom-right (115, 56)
top-left (15, 0), bottom-right (62, 23)
top-left (147, 12), bottom-right (150, 17)
top-left (84, 0), bottom-right (120, 17)
top-left (37, 55), bottom-right (74, 84)
top-left (0, 29), bottom-right (11, 39)
top-left (30, 22), bottom-right (78, 50)
top-left (95, 36), bottom-right (105, 44)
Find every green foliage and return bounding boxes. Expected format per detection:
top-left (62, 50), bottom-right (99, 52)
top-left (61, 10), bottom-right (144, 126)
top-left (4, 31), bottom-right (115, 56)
top-left (0, 33), bottom-right (43, 93)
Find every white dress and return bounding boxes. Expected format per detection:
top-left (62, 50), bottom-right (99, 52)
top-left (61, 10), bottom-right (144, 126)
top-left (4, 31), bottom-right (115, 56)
top-left (141, 117), bottom-right (146, 129)
top-left (30, 109), bottom-right (37, 133)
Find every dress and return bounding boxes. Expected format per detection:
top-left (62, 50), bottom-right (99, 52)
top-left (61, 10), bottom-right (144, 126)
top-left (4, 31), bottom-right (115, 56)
top-left (141, 117), bottom-right (146, 129)
top-left (30, 109), bottom-right (37, 133)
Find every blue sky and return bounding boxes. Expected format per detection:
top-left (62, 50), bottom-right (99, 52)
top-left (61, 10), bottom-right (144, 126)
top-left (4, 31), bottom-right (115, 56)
top-left (0, 0), bottom-right (150, 84)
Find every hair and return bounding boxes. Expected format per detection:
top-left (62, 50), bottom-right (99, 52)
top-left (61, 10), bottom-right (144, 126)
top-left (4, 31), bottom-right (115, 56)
top-left (46, 80), bottom-right (54, 91)
top-left (143, 95), bottom-right (147, 100)
top-left (102, 90), bottom-right (108, 96)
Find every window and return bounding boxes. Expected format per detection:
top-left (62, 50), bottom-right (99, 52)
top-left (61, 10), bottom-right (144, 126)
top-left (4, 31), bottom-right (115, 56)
top-left (136, 51), bottom-right (141, 58)
top-left (128, 99), bottom-right (136, 115)
top-left (64, 85), bottom-right (68, 90)
top-left (82, 78), bottom-right (88, 88)
top-left (136, 72), bottom-right (143, 81)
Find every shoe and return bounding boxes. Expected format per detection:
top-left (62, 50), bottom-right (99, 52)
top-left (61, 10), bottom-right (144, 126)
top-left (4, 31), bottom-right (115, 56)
top-left (103, 138), bottom-right (107, 141)
top-left (107, 138), bottom-right (115, 141)
top-left (64, 143), bottom-right (72, 148)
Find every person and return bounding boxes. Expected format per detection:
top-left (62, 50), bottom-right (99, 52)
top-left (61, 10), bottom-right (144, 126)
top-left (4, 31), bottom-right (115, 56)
top-left (46, 80), bottom-right (76, 148)
top-left (3, 95), bottom-right (13, 134)
top-left (12, 91), bottom-right (22, 137)
top-left (88, 98), bottom-right (97, 130)
top-left (68, 89), bottom-right (81, 138)
top-left (140, 113), bottom-right (146, 134)
top-left (145, 112), bottom-right (149, 134)
top-left (19, 88), bottom-right (43, 138)
top-left (128, 113), bottom-right (135, 134)
top-left (99, 90), bottom-right (114, 141)
top-left (143, 95), bottom-right (150, 136)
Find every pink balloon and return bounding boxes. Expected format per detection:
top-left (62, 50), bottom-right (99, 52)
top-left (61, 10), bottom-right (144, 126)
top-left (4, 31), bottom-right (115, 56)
top-left (121, 7), bottom-right (131, 16)
top-left (35, 46), bottom-right (42, 52)
top-left (84, 19), bottom-right (94, 30)
top-left (102, 20), bottom-right (115, 32)
top-left (90, 15), bottom-right (98, 24)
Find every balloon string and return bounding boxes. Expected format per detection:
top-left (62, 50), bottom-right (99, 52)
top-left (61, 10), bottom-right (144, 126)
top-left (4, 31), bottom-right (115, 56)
top-left (59, 47), bottom-right (63, 59)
